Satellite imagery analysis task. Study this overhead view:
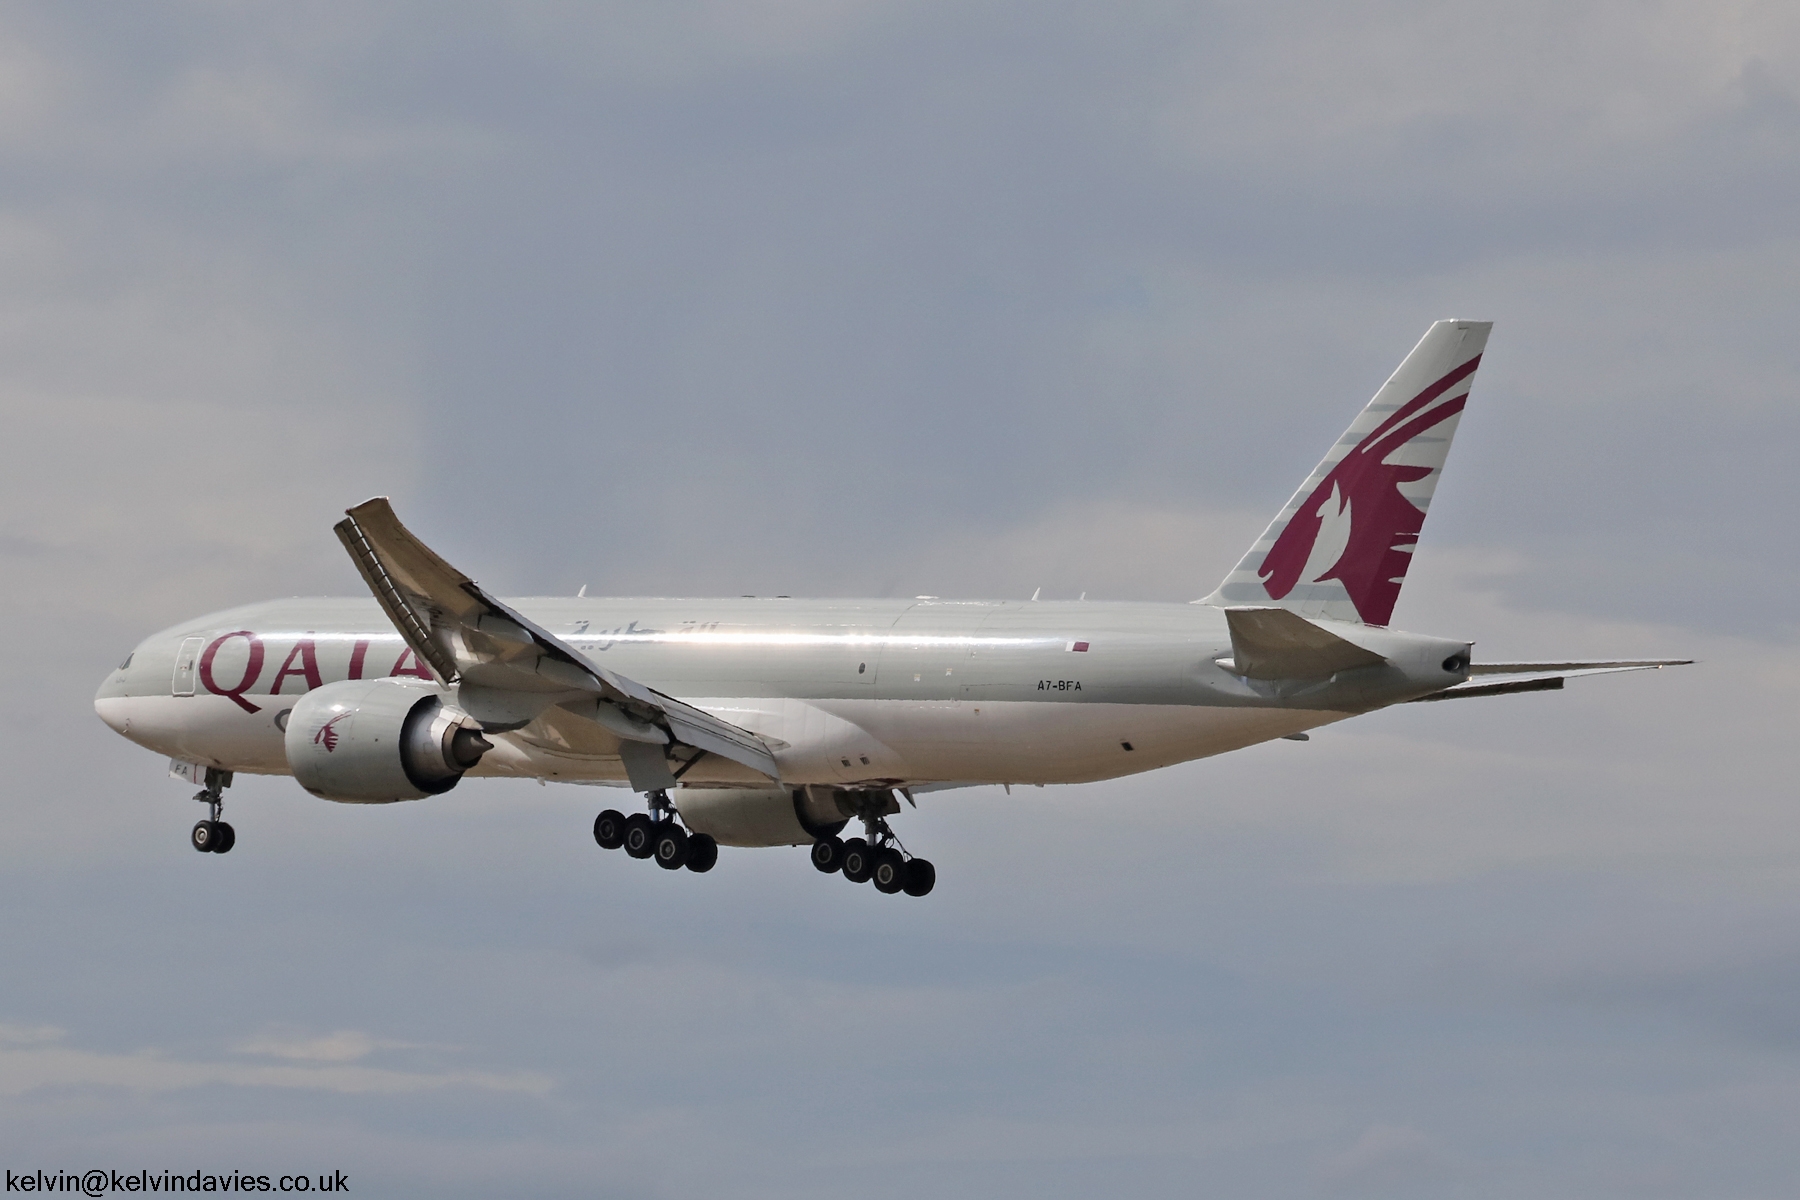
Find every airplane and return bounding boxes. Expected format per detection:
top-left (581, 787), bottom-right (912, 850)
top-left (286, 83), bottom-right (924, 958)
top-left (94, 320), bottom-right (1687, 896)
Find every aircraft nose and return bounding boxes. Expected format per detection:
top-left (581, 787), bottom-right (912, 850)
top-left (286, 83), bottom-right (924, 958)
top-left (94, 693), bottom-right (130, 734)
top-left (93, 645), bottom-right (138, 714)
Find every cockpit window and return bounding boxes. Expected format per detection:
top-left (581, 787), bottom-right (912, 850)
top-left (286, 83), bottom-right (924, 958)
top-left (117, 653), bottom-right (133, 671)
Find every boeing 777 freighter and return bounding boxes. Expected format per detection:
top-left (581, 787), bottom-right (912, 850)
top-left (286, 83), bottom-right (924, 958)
top-left (94, 321), bottom-right (1686, 895)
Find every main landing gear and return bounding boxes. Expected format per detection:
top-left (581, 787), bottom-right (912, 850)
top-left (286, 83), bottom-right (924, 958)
top-left (593, 790), bottom-right (717, 874)
top-left (811, 807), bottom-right (934, 897)
top-left (190, 768), bottom-right (235, 855)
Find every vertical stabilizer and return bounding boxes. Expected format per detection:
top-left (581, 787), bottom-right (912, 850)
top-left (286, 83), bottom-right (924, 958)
top-left (1202, 320), bottom-right (1491, 626)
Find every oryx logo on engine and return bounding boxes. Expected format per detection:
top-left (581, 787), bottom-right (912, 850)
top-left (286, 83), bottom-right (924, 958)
top-left (313, 712), bottom-right (350, 752)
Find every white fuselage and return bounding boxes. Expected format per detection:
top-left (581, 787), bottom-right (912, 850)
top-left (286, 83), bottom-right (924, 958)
top-left (96, 596), bottom-right (1466, 790)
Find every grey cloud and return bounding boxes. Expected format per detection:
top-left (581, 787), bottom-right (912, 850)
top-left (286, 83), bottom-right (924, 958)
top-left (1318, 1123), bottom-right (1448, 1194)
top-left (0, 1025), bottom-right (548, 1098)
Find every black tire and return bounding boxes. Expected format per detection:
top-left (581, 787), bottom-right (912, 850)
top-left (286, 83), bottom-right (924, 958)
top-left (593, 809), bottom-right (626, 849)
top-left (190, 821), bottom-right (216, 853)
top-left (872, 848), bottom-right (907, 894)
top-left (211, 822), bottom-right (236, 854)
top-left (623, 813), bottom-right (655, 859)
top-left (840, 837), bottom-right (873, 884)
top-left (810, 836), bottom-right (845, 873)
top-left (654, 825), bottom-right (690, 870)
top-left (685, 833), bottom-right (718, 873)
top-left (902, 858), bottom-right (936, 897)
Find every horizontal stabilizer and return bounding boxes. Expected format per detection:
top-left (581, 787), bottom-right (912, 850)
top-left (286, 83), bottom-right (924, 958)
top-left (1411, 658), bottom-right (1692, 702)
top-left (1409, 677), bottom-right (1565, 702)
top-left (1222, 607), bottom-right (1388, 680)
top-left (1470, 659), bottom-right (1692, 676)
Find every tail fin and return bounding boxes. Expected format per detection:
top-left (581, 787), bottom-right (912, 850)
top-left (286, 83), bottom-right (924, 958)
top-left (1202, 320), bottom-right (1491, 626)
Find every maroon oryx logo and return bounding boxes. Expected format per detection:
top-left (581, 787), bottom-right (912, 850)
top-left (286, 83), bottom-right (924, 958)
top-left (313, 712), bottom-right (351, 752)
top-left (1258, 355), bottom-right (1479, 626)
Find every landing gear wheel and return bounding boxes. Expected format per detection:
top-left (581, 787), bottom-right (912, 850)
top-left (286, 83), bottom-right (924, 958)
top-left (840, 837), bottom-right (873, 884)
top-left (623, 813), bottom-right (655, 859)
top-left (593, 809), bottom-right (626, 849)
top-left (872, 848), bottom-right (907, 894)
top-left (188, 768), bottom-right (234, 856)
top-left (685, 833), bottom-right (718, 873)
top-left (653, 825), bottom-right (690, 870)
top-left (810, 836), bottom-right (845, 874)
top-left (902, 857), bottom-right (935, 897)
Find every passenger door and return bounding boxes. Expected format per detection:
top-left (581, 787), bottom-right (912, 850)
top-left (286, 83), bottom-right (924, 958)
top-left (171, 636), bottom-right (203, 697)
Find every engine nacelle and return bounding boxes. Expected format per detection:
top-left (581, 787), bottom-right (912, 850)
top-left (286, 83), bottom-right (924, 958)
top-left (285, 678), bottom-right (491, 804)
top-left (674, 786), bottom-right (872, 847)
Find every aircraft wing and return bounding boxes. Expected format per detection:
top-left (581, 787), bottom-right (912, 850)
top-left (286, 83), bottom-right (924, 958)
top-left (333, 497), bottom-right (780, 784)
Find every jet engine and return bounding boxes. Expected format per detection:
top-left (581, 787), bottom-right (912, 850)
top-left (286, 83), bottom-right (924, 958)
top-left (674, 786), bottom-right (871, 847)
top-left (284, 678), bottom-right (492, 804)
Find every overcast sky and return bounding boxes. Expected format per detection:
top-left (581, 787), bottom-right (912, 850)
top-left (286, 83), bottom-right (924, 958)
top-left (3, 2), bottom-right (1798, 1196)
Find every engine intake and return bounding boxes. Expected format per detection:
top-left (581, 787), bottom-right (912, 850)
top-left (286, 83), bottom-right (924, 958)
top-left (285, 678), bottom-right (491, 803)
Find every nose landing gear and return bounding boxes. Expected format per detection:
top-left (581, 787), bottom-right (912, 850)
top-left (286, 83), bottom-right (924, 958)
top-left (592, 790), bottom-right (718, 874)
top-left (189, 768), bottom-right (235, 854)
